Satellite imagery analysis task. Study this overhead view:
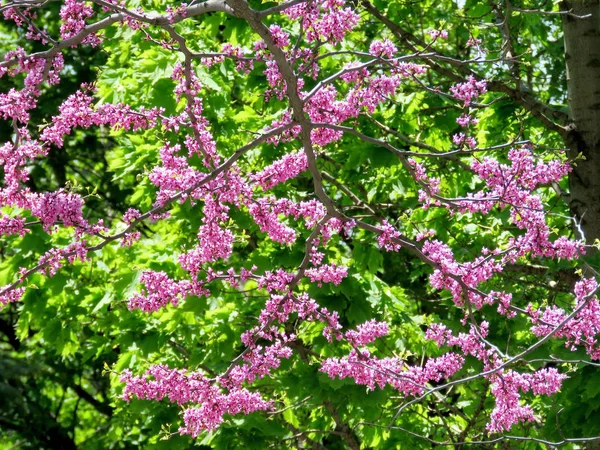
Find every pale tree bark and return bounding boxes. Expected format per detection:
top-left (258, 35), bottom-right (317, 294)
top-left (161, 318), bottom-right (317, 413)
top-left (562, 0), bottom-right (600, 243)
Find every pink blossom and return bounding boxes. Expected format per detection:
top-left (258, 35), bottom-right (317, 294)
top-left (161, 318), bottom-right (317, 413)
top-left (0, 286), bottom-right (25, 306)
top-left (452, 132), bottom-right (477, 149)
top-left (450, 76), bottom-right (487, 106)
top-left (252, 151), bottom-right (307, 190)
top-left (456, 114), bottom-right (478, 127)
top-left (321, 350), bottom-right (463, 395)
top-left (284, 0), bottom-right (360, 44)
top-left (29, 190), bottom-right (88, 231)
top-left (427, 29), bottom-right (449, 39)
top-left (0, 215), bottom-right (27, 236)
top-left (346, 320), bottom-right (389, 347)
top-left (269, 24), bottom-right (291, 48)
top-left (305, 263), bottom-right (348, 286)
top-left (120, 365), bottom-right (272, 436)
top-left (128, 271), bottom-right (200, 312)
top-left (59, 0), bottom-right (99, 45)
top-left (377, 220), bottom-right (401, 251)
top-left (369, 39), bottom-right (397, 58)
top-left (487, 368), bottom-right (567, 433)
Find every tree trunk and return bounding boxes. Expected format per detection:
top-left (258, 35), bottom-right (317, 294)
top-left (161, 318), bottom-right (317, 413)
top-left (562, 0), bottom-right (600, 243)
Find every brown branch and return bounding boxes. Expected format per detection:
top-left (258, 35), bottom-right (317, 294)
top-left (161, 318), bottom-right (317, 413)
top-left (284, 423), bottom-right (329, 450)
top-left (323, 400), bottom-right (361, 450)
top-left (69, 382), bottom-right (112, 417)
top-left (513, 7), bottom-right (592, 19)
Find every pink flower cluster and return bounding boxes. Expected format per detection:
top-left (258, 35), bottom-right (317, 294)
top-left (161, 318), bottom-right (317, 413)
top-left (228, 338), bottom-right (294, 386)
top-left (0, 286), bottom-right (26, 306)
top-left (529, 278), bottom-right (600, 359)
top-left (426, 322), bottom-right (494, 363)
top-left (321, 349), bottom-right (464, 395)
top-left (1, 52), bottom-right (61, 128)
top-left (465, 148), bottom-right (577, 261)
top-left (2, 8), bottom-right (49, 43)
top-left (29, 190), bottom-right (88, 231)
top-left (59, 0), bottom-right (100, 46)
top-left (269, 24), bottom-right (291, 48)
top-left (408, 159), bottom-right (442, 209)
top-left (30, 240), bottom-right (89, 278)
top-left (488, 368), bottom-right (567, 432)
top-left (128, 271), bottom-right (207, 312)
top-left (450, 75), bottom-right (487, 106)
top-left (410, 146), bottom-right (581, 326)
top-left (456, 114), bottom-right (478, 127)
top-left (120, 364), bottom-right (272, 436)
top-left (345, 320), bottom-right (389, 347)
top-left (252, 151), bottom-right (308, 191)
top-left (377, 220), bottom-right (401, 251)
top-left (427, 321), bottom-right (568, 432)
top-left (0, 215), bottom-right (26, 236)
top-left (284, 0), bottom-right (360, 44)
top-left (305, 263), bottom-right (348, 286)
top-left (246, 197), bottom-right (328, 245)
top-left (263, 60), bottom-right (425, 145)
top-left (166, 3), bottom-right (188, 23)
top-left (369, 39), bottom-right (397, 59)
top-left (452, 132), bottom-right (477, 149)
top-left (427, 29), bottom-right (449, 40)
top-left (41, 88), bottom-right (162, 148)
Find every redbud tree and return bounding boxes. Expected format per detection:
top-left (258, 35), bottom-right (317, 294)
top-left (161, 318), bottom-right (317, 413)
top-left (1, 0), bottom-right (600, 448)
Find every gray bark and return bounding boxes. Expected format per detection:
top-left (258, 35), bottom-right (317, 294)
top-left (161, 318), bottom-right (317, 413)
top-left (562, 0), bottom-right (600, 243)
